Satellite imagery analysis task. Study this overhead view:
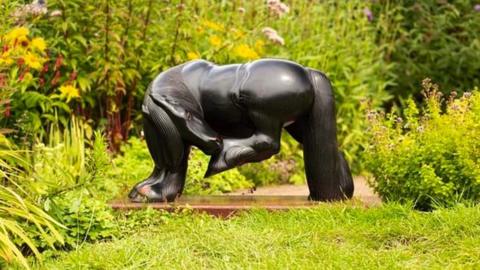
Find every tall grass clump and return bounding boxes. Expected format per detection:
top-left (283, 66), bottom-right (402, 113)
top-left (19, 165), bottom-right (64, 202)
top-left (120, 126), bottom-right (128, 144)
top-left (0, 133), bottom-right (64, 269)
top-left (365, 79), bottom-right (480, 210)
top-left (21, 119), bottom-right (118, 249)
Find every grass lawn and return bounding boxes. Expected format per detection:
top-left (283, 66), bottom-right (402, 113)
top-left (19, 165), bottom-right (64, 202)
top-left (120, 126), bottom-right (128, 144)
top-left (34, 203), bottom-right (480, 269)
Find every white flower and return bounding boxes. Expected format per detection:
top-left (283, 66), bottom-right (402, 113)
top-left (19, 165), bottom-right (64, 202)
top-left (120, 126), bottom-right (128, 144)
top-left (50, 10), bottom-right (62, 17)
top-left (13, 1), bottom-right (48, 18)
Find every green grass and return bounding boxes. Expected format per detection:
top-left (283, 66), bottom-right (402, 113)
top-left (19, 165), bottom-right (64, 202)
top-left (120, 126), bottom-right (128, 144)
top-left (34, 203), bottom-right (480, 269)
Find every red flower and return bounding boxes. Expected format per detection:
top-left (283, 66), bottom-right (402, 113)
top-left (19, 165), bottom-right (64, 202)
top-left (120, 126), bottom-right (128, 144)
top-left (4, 100), bottom-right (11, 118)
top-left (51, 70), bottom-right (61, 85)
top-left (69, 71), bottom-right (77, 81)
top-left (55, 55), bottom-right (63, 69)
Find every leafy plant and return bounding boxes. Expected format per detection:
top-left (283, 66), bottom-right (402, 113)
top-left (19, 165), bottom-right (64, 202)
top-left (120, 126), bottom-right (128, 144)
top-left (0, 133), bottom-right (64, 269)
top-left (374, 1), bottom-right (480, 98)
top-left (365, 79), bottom-right (480, 210)
top-left (0, 23), bottom-right (73, 142)
top-left (19, 119), bottom-right (118, 251)
top-left (45, 190), bottom-right (116, 249)
top-left (0, 185), bottom-right (64, 270)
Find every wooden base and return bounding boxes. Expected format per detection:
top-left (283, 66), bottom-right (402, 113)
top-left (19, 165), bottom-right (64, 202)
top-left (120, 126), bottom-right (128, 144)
top-left (110, 195), bottom-right (318, 218)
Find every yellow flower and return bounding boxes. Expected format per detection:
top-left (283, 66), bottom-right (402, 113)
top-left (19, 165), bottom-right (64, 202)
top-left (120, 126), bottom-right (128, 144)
top-left (233, 44), bottom-right (259, 60)
top-left (187, 52), bottom-right (200, 60)
top-left (59, 85), bottom-right (80, 101)
top-left (31, 37), bottom-right (47, 52)
top-left (24, 52), bottom-right (44, 70)
top-left (232, 28), bottom-right (245, 39)
top-left (0, 52), bottom-right (14, 66)
top-left (0, 58), bottom-right (14, 66)
top-left (254, 40), bottom-right (265, 55)
top-left (209, 35), bottom-right (222, 48)
top-left (5, 27), bottom-right (29, 43)
top-left (202, 20), bottom-right (224, 32)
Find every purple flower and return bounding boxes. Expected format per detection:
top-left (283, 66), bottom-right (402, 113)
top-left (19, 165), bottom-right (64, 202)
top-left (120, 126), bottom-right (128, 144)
top-left (475, 4), bottom-right (480, 12)
top-left (364, 7), bottom-right (374, 22)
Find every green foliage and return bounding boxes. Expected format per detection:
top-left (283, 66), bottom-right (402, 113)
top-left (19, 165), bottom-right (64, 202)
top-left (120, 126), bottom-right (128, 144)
top-left (0, 185), bottom-right (64, 270)
top-left (114, 208), bottom-right (185, 236)
top-left (0, 21), bottom-right (72, 141)
top-left (111, 137), bottom-right (253, 195)
top-left (108, 136), bottom-right (153, 195)
top-left (1, 0), bottom-right (391, 170)
top-left (374, 1), bottom-right (480, 98)
top-left (45, 190), bottom-right (116, 248)
top-left (36, 204), bottom-right (480, 269)
top-left (25, 120), bottom-right (116, 199)
top-left (19, 120), bottom-right (118, 250)
top-left (365, 79), bottom-right (480, 209)
top-left (0, 133), bottom-right (64, 270)
top-left (185, 147), bottom-right (252, 194)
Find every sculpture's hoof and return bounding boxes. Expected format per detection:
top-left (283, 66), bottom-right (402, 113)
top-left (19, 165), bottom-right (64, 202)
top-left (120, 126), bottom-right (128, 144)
top-left (128, 188), bottom-right (148, 203)
top-left (128, 183), bottom-right (180, 203)
top-left (205, 145), bottom-right (255, 178)
top-left (205, 151), bottom-right (229, 178)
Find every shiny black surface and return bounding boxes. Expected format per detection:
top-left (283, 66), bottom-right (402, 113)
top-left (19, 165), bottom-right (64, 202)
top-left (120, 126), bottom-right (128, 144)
top-left (129, 59), bottom-right (354, 203)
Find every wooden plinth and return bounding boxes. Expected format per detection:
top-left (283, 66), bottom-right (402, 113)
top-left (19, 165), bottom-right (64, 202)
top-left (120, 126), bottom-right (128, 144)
top-left (110, 195), bottom-right (317, 218)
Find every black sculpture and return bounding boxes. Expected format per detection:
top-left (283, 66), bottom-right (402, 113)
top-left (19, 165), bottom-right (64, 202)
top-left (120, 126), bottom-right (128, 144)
top-left (129, 59), bottom-right (354, 202)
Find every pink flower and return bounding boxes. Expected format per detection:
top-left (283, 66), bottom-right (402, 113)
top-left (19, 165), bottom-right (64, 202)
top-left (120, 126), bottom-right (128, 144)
top-left (13, 1), bottom-right (48, 18)
top-left (262, 27), bottom-right (285, 45)
top-left (267, 0), bottom-right (289, 17)
top-left (363, 7), bottom-right (374, 22)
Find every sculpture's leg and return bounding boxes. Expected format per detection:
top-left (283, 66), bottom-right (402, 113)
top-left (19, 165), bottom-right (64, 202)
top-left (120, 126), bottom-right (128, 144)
top-left (300, 69), bottom-right (354, 201)
top-left (286, 120), bottom-right (353, 201)
top-left (128, 99), bottom-right (190, 202)
top-left (205, 112), bottom-right (282, 177)
top-left (149, 93), bottom-right (221, 155)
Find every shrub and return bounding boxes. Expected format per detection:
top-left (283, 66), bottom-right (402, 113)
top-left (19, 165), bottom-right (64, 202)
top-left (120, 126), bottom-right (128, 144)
top-left (365, 79), bottom-right (480, 209)
top-left (0, 24), bottom-right (72, 142)
top-left (45, 190), bottom-right (117, 248)
top-left (374, 1), bottom-right (480, 98)
top-left (21, 120), bottom-right (118, 250)
top-left (111, 137), bottom-right (253, 196)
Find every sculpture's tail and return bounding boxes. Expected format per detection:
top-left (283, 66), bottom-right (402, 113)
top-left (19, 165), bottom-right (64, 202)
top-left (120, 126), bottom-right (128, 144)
top-left (302, 69), bottom-right (354, 201)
